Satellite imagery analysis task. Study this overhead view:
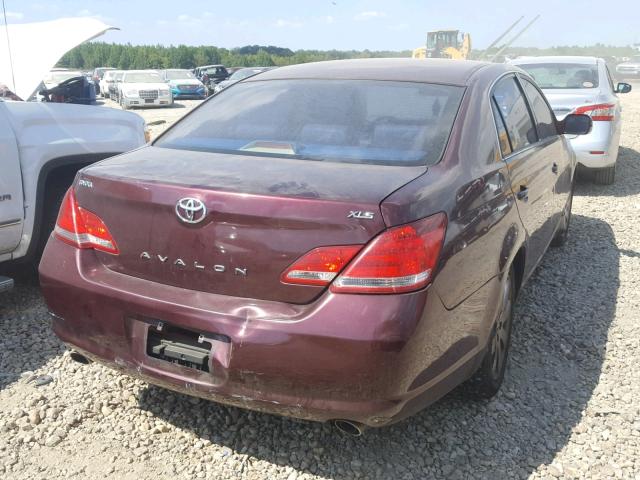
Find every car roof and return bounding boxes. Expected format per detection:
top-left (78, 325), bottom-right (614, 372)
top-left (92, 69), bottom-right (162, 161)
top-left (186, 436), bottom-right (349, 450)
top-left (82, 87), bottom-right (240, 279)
top-left (249, 58), bottom-right (492, 86)
top-left (510, 56), bottom-right (599, 65)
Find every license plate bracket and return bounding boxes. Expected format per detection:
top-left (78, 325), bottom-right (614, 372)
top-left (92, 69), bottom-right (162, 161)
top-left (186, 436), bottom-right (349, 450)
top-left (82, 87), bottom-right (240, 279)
top-left (146, 323), bottom-right (212, 372)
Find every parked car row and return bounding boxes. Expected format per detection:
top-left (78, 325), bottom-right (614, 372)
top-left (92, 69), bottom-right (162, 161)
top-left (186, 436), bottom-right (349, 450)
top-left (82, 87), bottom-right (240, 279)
top-left (90, 64), bottom-right (277, 107)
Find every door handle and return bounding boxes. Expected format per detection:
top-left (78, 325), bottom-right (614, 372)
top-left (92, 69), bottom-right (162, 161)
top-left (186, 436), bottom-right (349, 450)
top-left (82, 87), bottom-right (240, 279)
top-left (552, 162), bottom-right (559, 174)
top-left (516, 186), bottom-right (529, 202)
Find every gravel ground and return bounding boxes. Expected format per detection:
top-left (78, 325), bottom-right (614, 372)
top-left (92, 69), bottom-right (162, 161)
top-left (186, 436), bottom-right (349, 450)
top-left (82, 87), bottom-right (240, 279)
top-left (1, 87), bottom-right (639, 480)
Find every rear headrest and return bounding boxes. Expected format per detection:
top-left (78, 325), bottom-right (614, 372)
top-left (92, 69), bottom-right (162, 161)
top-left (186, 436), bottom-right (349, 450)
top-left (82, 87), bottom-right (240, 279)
top-left (372, 124), bottom-right (428, 149)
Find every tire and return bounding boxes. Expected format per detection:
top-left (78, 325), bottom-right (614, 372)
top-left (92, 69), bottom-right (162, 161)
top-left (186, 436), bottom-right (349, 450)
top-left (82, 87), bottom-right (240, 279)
top-left (34, 179), bottom-right (69, 263)
top-left (551, 183), bottom-right (574, 247)
top-left (465, 267), bottom-right (515, 399)
top-left (594, 165), bottom-right (615, 185)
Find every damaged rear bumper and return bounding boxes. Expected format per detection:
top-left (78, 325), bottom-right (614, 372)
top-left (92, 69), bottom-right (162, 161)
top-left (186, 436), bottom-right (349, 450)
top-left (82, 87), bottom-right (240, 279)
top-left (40, 238), bottom-right (484, 427)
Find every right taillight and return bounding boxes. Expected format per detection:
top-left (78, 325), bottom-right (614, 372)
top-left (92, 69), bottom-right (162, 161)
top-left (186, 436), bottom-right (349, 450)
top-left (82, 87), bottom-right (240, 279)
top-left (54, 188), bottom-right (119, 255)
top-left (574, 103), bottom-right (615, 121)
top-left (330, 213), bottom-right (447, 294)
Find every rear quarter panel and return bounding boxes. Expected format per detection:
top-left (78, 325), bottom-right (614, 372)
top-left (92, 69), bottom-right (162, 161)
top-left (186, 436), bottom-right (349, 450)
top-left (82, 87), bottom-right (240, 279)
top-left (381, 71), bottom-right (524, 310)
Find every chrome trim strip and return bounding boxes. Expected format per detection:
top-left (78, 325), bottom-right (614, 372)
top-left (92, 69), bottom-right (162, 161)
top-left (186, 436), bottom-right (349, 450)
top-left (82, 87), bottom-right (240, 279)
top-left (0, 219), bottom-right (22, 229)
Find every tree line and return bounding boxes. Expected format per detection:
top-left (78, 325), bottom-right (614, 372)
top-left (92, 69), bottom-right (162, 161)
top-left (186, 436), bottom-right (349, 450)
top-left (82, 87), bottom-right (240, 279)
top-left (58, 43), bottom-right (411, 70)
top-left (57, 42), bottom-right (638, 71)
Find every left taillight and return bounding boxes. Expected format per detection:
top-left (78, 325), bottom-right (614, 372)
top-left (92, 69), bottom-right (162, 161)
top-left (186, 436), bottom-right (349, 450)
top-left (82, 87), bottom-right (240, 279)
top-left (574, 103), bottom-right (615, 121)
top-left (54, 188), bottom-right (119, 255)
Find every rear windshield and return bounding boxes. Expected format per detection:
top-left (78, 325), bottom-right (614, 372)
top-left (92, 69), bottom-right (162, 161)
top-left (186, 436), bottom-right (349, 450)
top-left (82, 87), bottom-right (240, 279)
top-left (155, 79), bottom-right (464, 166)
top-left (516, 63), bottom-right (599, 89)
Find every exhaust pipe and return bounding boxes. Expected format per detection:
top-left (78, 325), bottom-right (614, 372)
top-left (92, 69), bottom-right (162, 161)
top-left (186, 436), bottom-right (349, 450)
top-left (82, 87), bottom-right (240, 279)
top-left (333, 420), bottom-right (364, 437)
top-left (69, 351), bottom-right (91, 365)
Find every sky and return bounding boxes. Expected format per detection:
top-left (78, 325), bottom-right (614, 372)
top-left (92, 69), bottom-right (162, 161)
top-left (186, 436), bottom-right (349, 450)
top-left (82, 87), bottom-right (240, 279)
top-left (3, 0), bottom-right (640, 51)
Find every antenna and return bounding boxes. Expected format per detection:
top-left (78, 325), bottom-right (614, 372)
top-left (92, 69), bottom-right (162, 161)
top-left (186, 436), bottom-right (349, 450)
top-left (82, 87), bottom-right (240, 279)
top-left (1, 0), bottom-right (16, 92)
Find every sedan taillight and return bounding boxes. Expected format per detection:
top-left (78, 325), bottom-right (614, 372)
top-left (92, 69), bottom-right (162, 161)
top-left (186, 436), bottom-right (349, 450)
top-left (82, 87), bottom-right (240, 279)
top-left (54, 188), bottom-right (119, 255)
top-left (574, 103), bottom-right (615, 121)
top-left (281, 213), bottom-right (447, 294)
top-left (331, 213), bottom-right (447, 294)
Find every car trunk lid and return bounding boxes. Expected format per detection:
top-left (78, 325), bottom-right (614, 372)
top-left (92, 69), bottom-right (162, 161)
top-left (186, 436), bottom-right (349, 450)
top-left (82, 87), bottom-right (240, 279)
top-left (542, 88), bottom-right (607, 120)
top-left (76, 146), bottom-right (426, 304)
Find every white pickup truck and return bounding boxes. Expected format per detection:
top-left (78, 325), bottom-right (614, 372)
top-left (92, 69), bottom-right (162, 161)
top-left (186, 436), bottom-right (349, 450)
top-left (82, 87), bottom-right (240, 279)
top-left (0, 17), bottom-right (146, 291)
top-left (0, 100), bottom-right (146, 291)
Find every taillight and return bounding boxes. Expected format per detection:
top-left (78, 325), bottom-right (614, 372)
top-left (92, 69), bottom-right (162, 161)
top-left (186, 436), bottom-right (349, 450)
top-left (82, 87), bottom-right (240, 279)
top-left (54, 188), bottom-right (119, 254)
top-left (330, 213), bottom-right (447, 294)
top-left (574, 103), bottom-right (615, 121)
top-left (281, 245), bottom-right (362, 286)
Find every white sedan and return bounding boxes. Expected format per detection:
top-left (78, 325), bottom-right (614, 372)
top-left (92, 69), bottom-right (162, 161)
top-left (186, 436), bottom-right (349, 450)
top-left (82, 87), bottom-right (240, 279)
top-left (511, 56), bottom-right (632, 184)
top-left (117, 70), bottom-right (172, 109)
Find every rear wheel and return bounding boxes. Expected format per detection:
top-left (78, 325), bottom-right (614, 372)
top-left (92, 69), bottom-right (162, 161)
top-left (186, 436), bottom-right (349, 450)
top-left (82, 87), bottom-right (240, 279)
top-left (466, 267), bottom-right (515, 399)
top-left (551, 183), bottom-right (574, 247)
top-left (594, 165), bottom-right (615, 185)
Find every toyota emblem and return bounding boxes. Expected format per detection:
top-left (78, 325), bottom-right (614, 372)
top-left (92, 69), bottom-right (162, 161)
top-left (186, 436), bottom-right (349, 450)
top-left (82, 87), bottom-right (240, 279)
top-left (175, 198), bottom-right (207, 224)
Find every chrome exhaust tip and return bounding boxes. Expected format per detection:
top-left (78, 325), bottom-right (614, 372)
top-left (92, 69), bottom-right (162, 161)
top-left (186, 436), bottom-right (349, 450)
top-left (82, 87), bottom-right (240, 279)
top-left (333, 419), bottom-right (364, 437)
top-left (69, 351), bottom-right (91, 365)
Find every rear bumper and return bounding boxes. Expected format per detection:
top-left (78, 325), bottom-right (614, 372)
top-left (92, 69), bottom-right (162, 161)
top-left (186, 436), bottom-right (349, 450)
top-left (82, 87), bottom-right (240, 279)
top-left (171, 87), bottom-right (206, 98)
top-left (122, 96), bottom-right (173, 108)
top-left (39, 238), bottom-right (488, 427)
top-left (568, 121), bottom-right (618, 169)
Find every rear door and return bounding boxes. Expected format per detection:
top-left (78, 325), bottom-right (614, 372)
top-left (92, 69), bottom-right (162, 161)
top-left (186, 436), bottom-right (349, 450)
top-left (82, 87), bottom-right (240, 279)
top-left (520, 76), bottom-right (572, 221)
top-left (0, 103), bottom-right (24, 254)
top-left (491, 75), bottom-right (557, 275)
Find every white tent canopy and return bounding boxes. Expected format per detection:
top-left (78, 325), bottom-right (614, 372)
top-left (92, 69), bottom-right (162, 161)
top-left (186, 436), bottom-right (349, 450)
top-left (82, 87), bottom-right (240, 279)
top-left (0, 17), bottom-right (117, 100)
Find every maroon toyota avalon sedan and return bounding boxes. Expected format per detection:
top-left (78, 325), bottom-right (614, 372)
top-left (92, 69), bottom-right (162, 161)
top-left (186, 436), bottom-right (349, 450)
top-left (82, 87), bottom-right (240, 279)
top-left (39, 59), bottom-right (591, 434)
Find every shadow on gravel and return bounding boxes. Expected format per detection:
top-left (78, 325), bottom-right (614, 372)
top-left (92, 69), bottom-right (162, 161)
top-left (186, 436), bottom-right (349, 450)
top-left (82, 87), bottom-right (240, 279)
top-left (137, 212), bottom-right (619, 478)
top-left (576, 146), bottom-right (640, 197)
top-left (0, 267), bottom-right (62, 390)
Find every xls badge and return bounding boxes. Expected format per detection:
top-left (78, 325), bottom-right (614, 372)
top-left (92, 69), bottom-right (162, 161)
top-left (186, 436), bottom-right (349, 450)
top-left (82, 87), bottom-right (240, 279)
top-left (347, 210), bottom-right (375, 220)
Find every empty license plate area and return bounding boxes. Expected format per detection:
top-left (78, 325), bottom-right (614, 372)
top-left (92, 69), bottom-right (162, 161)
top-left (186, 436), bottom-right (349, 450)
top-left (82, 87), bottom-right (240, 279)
top-left (147, 323), bottom-right (213, 372)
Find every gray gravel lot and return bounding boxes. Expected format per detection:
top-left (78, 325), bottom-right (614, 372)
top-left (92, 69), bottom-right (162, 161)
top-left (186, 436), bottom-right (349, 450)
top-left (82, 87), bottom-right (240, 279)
top-left (1, 88), bottom-right (639, 479)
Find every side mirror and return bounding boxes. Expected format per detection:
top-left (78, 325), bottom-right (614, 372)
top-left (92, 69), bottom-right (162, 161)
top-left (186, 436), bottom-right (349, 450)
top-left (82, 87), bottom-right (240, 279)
top-left (616, 82), bottom-right (632, 94)
top-left (559, 114), bottom-right (593, 135)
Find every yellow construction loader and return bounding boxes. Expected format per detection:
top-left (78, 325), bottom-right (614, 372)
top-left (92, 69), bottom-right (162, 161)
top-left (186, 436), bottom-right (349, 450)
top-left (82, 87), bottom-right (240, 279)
top-left (412, 16), bottom-right (540, 62)
top-left (412, 30), bottom-right (472, 60)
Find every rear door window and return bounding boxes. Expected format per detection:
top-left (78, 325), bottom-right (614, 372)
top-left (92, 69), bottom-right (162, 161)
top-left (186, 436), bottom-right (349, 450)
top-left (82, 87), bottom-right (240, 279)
top-left (521, 79), bottom-right (557, 140)
top-left (491, 100), bottom-right (512, 157)
top-left (492, 76), bottom-right (538, 153)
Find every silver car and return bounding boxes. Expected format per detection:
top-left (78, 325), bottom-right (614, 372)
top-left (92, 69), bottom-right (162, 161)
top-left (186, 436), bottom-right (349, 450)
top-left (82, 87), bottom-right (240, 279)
top-left (511, 56), bottom-right (631, 184)
top-left (616, 55), bottom-right (640, 79)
